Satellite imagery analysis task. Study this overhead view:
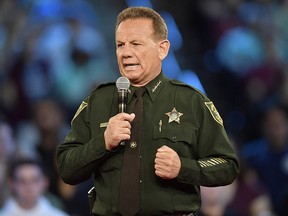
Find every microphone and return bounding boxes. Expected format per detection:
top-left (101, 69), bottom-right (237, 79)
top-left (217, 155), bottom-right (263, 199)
top-left (116, 76), bottom-right (130, 145)
top-left (116, 76), bottom-right (130, 113)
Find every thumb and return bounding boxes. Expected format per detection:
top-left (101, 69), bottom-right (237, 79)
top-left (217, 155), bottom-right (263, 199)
top-left (129, 113), bottom-right (136, 122)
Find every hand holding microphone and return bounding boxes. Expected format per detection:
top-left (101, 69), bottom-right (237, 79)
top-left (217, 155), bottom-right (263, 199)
top-left (104, 77), bottom-right (133, 150)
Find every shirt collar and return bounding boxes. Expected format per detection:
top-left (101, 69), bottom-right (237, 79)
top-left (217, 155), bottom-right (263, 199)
top-left (127, 71), bottom-right (168, 104)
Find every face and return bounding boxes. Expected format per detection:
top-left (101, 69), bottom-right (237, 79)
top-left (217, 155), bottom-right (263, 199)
top-left (116, 18), bottom-right (169, 86)
top-left (12, 164), bottom-right (48, 208)
top-left (35, 100), bottom-right (62, 131)
top-left (263, 108), bottom-right (288, 150)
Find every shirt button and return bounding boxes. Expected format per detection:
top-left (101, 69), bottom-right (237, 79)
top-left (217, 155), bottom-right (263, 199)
top-left (129, 141), bottom-right (137, 148)
top-left (172, 136), bottom-right (177, 140)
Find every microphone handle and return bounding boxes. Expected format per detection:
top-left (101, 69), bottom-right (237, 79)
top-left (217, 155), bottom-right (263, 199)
top-left (118, 90), bottom-right (128, 113)
top-left (118, 90), bottom-right (128, 145)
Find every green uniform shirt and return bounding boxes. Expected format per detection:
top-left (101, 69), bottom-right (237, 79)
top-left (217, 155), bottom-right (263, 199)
top-left (57, 72), bottom-right (239, 215)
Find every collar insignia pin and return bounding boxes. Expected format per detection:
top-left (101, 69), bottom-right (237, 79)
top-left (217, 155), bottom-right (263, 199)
top-left (166, 107), bottom-right (183, 124)
top-left (152, 80), bottom-right (162, 92)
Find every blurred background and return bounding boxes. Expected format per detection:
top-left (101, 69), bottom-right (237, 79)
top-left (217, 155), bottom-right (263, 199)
top-left (0, 0), bottom-right (288, 215)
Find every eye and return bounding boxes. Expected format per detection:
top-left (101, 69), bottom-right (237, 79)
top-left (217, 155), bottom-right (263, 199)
top-left (117, 43), bottom-right (124, 48)
top-left (132, 43), bottom-right (140, 46)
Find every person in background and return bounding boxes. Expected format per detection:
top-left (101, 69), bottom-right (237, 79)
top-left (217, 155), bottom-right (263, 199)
top-left (15, 98), bottom-right (91, 216)
top-left (57, 7), bottom-right (239, 216)
top-left (0, 158), bottom-right (69, 216)
top-left (241, 105), bottom-right (288, 216)
top-left (0, 120), bottom-right (16, 208)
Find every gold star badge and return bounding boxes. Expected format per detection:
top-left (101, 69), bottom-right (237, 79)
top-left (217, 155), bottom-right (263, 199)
top-left (166, 107), bottom-right (183, 123)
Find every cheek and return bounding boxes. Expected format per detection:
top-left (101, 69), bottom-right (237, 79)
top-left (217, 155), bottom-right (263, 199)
top-left (116, 54), bottom-right (121, 65)
top-left (140, 53), bottom-right (152, 67)
top-left (143, 53), bottom-right (159, 69)
top-left (147, 49), bottom-right (161, 61)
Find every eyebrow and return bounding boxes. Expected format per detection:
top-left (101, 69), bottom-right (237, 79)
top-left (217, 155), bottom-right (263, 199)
top-left (116, 39), bottom-right (142, 44)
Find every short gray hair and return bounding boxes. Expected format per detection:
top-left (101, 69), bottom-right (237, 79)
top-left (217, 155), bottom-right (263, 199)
top-left (115, 7), bottom-right (168, 41)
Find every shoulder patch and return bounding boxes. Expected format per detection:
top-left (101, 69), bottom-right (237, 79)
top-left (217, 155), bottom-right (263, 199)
top-left (204, 101), bottom-right (223, 126)
top-left (72, 101), bottom-right (88, 123)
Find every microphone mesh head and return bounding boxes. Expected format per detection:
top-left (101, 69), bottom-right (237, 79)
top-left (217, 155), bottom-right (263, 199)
top-left (116, 77), bottom-right (130, 91)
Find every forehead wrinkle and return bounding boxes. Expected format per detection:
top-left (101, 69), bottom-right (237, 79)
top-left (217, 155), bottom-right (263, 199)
top-left (116, 19), bottom-right (155, 40)
top-left (116, 32), bottom-right (146, 42)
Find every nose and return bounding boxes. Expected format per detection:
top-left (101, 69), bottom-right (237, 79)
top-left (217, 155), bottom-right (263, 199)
top-left (119, 44), bottom-right (133, 58)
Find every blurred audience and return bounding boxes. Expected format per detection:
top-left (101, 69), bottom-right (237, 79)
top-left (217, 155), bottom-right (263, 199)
top-left (0, 120), bottom-right (17, 208)
top-left (16, 98), bottom-right (69, 159)
top-left (0, 158), bottom-right (68, 216)
top-left (199, 184), bottom-right (237, 216)
top-left (226, 159), bottom-right (275, 216)
top-left (241, 106), bottom-right (288, 216)
top-left (199, 137), bottom-right (276, 216)
top-left (51, 17), bottom-right (116, 113)
top-left (15, 98), bottom-right (91, 216)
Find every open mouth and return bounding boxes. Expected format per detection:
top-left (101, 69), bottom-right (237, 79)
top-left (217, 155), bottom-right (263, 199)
top-left (123, 63), bottom-right (140, 70)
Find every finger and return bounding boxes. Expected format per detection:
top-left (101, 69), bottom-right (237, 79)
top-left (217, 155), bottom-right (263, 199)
top-left (154, 157), bottom-right (162, 165)
top-left (118, 120), bottom-right (132, 129)
top-left (157, 145), bottom-right (169, 152)
top-left (155, 163), bottom-right (169, 172)
top-left (155, 169), bottom-right (163, 177)
top-left (120, 127), bottom-right (131, 136)
top-left (155, 164), bottom-right (163, 175)
top-left (119, 134), bottom-right (131, 141)
top-left (155, 158), bottom-right (170, 167)
top-left (155, 164), bottom-right (177, 179)
top-left (116, 113), bottom-right (134, 122)
top-left (155, 169), bottom-right (169, 179)
top-left (155, 150), bottom-right (169, 160)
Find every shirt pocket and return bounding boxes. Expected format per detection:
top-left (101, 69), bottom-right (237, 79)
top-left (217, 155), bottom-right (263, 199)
top-left (153, 124), bottom-right (198, 158)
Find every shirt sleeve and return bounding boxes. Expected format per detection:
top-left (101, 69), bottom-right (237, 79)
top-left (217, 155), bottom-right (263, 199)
top-left (177, 96), bottom-right (239, 186)
top-left (56, 95), bottom-right (113, 185)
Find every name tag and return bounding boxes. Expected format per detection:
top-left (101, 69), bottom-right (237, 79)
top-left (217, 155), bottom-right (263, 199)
top-left (100, 122), bottom-right (108, 128)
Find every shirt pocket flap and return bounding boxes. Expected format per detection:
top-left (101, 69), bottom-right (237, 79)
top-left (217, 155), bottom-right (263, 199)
top-left (153, 124), bottom-right (192, 144)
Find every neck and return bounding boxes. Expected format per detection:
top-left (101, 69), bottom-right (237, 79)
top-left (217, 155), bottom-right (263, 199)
top-left (131, 71), bottom-right (162, 87)
top-left (16, 197), bottom-right (38, 210)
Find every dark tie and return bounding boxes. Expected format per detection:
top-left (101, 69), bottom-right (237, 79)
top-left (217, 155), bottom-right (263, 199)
top-left (118, 87), bottom-right (146, 216)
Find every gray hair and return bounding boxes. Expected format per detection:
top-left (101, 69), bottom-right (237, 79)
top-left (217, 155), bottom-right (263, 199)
top-left (115, 7), bottom-right (168, 41)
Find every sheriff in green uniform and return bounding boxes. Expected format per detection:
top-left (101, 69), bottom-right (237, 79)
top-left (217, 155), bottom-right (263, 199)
top-left (56, 7), bottom-right (239, 216)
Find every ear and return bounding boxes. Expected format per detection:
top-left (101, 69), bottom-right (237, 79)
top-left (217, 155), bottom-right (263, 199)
top-left (158, 39), bottom-right (170, 60)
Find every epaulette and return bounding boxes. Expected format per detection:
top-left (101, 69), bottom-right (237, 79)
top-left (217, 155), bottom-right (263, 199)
top-left (170, 79), bottom-right (206, 98)
top-left (91, 82), bottom-right (115, 93)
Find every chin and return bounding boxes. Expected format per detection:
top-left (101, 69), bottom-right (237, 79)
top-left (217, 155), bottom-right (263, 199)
top-left (122, 72), bottom-right (140, 80)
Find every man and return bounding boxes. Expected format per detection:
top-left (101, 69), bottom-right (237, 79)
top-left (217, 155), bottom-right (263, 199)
top-left (0, 158), bottom-right (68, 216)
top-left (241, 106), bottom-right (288, 216)
top-left (56, 7), bottom-right (239, 216)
